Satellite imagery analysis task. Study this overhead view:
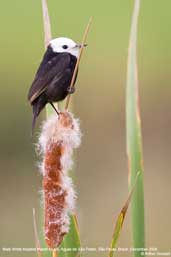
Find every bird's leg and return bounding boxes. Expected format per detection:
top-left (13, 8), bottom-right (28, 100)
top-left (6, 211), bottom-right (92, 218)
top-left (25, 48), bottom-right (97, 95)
top-left (50, 102), bottom-right (59, 115)
top-left (67, 86), bottom-right (75, 94)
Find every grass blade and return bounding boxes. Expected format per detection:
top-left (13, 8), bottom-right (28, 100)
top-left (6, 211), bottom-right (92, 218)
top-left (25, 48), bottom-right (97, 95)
top-left (41, 0), bottom-right (52, 47)
top-left (108, 172), bottom-right (140, 257)
top-left (41, 0), bottom-right (58, 116)
top-left (126, 0), bottom-right (145, 255)
top-left (59, 214), bottom-right (81, 257)
top-left (33, 208), bottom-right (42, 257)
top-left (65, 17), bottom-right (92, 110)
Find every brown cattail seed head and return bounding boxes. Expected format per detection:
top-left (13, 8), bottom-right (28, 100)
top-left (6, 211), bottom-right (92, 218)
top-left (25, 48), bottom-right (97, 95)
top-left (39, 111), bottom-right (81, 248)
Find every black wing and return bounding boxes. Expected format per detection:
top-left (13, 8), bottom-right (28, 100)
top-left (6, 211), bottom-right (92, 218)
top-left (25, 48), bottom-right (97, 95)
top-left (28, 50), bottom-right (71, 104)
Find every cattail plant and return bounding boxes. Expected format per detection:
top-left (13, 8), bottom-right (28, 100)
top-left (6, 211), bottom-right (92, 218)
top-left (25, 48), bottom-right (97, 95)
top-left (39, 111), bottom-right (81, 248)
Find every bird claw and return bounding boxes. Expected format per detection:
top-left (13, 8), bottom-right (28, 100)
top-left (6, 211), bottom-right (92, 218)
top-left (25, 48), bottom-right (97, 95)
top-left (67, 87), bottom-right (75, 94)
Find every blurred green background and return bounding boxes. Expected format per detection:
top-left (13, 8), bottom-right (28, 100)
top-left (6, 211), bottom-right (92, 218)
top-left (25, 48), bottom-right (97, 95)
top-left (0, 0), bottom-right (171, 256)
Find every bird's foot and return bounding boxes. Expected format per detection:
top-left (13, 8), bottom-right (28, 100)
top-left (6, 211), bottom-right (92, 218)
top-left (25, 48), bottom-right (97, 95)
top-left (67, 86), bottom-right (75, 94)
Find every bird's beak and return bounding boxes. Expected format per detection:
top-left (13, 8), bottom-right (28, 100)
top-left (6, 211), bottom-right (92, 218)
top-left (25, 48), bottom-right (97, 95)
top-left (75, 43), bottom-right (88, 48)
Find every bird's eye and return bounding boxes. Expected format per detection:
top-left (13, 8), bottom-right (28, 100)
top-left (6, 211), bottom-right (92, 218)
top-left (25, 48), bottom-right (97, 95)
top-left (62, 45), bottom-right (68, 49)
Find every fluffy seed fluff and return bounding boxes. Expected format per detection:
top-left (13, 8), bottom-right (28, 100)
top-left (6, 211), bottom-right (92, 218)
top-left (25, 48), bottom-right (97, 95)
top-left (38, 111), bottom-right (81, 248)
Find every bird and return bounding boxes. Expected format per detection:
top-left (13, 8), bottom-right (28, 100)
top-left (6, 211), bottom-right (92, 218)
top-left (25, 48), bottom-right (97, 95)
top-left (28, 37), bottom-right (87, 133)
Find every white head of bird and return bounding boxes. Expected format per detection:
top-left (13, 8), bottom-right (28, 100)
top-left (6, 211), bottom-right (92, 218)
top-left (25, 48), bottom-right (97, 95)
top-left (50, 37), bottom-right (84, 58)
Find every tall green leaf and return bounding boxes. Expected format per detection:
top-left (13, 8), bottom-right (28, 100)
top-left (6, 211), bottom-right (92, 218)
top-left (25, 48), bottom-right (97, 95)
top-left (126, 0), bottom-right (145, 256)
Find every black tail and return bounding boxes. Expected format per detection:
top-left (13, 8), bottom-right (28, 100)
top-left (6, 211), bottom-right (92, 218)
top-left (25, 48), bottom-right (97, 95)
top-left (31, 96), bottom-right (47, 135)
top-left (31, 109), bottom-right (37, 136)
